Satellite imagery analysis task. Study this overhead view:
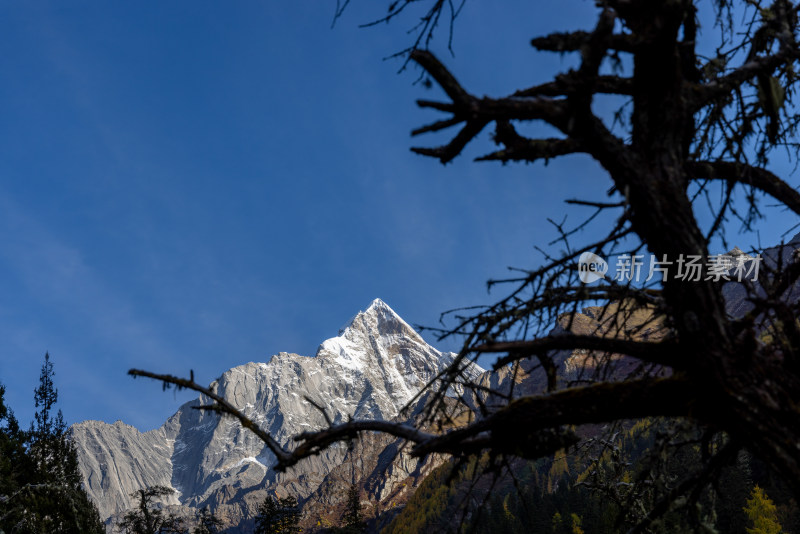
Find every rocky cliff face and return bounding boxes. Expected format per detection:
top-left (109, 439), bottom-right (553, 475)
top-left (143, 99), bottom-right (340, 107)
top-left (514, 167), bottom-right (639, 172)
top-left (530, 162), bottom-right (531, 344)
top-left (722, 232), bottom-right (800, 318)
top-left (71, 299), bottom-right (481, 530)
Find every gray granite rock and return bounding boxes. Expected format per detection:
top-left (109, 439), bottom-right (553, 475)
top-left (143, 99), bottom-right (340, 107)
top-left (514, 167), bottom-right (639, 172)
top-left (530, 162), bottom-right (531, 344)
top-left (72, 299), bottom-right (481, 530)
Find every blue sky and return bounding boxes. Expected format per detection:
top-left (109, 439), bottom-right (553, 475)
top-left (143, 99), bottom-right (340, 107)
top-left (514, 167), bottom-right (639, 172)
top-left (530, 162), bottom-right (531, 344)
top-left (0, 1), bottom-right (796, 431)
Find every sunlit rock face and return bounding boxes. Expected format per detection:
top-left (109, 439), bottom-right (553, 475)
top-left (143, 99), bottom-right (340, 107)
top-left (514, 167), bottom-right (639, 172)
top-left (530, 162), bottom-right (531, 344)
top-left (72, 299), bottom-right (480, 531)
top-left (722, 232), bottom-right (800, 318)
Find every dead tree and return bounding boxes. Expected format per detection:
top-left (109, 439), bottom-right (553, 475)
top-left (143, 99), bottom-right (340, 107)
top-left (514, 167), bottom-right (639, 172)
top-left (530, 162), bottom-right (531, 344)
top-left (132, 0), bottom-right (800, 529)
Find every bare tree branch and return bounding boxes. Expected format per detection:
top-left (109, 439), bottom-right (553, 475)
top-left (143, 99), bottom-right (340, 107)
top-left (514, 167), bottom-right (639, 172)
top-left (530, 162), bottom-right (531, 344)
top-left (686, 160), bottom-right (800, 215)
top-left (412, 377), bottom-right (698, 457)
top-left (695, 26), bottom-right (799, 108)
top-left (132, 1), bottom-right (800, 521)
top-left (530, 30), bottom-right (637, 54)
top-left (128, 369), bottom-right (293, 465)
top-left (514, 75), bottom-right (634, 97)
top-left (477, 122), bottom-right (583, 163)
top-left (476, 334), bottom-right (680, 370)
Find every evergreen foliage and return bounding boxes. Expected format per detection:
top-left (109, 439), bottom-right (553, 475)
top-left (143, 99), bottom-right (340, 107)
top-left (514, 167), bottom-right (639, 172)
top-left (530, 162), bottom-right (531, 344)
top-left (0, 353), bottom-right (104, 534)
top-left (384, 419), bottom-right (800, 533)
top-left (192, 507), bottom-right (222, 534)
top-left (28, 354), bottom-right (81, 488)
top-left (255, 496), bottom-right (279, 534)
top-left (254, 494), bottom-right (301, 534)
top-left (118, 486), bottom-right (186, 534)
top-left (381, 462), bottom-right (458, 534)
top-left (338, 483), bottom-right (364, 534)
top-left (0, 385), bottom-right (26, 499)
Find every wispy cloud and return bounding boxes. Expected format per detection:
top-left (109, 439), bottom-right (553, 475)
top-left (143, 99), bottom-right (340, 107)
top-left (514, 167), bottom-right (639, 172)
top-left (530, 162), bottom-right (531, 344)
top-left (0, 194), bottom-right (195, 429)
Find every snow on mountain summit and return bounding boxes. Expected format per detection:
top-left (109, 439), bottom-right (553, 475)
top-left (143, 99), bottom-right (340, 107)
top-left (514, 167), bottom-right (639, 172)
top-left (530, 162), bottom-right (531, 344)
top-left (317, 298), bottom-right (459, 408)
top-left (72, 298), bottom-right (476, 523)
top-left (337, 298), bottom-right (420, 339)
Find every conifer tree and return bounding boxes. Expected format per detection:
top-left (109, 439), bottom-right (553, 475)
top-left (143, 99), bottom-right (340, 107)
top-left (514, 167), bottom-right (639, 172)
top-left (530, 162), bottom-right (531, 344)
top-left (0, 384), bottom-right (26, 498)
top-left (118, 486), bottom-right (186, 534)
top-left (340, 483), bottom-right (364, 534)
top-left (0, 354), bottom-right (104, 534)
top-left (255, 496), bottom-right (279, 534)
top-left (254, 494), bottom-right (301, 534)
top-left (744, 485), bottom-right (783, 534)
top-left (276, 496), bottom-right (301, 534)
top-left (28, 353), bottom-right (80, 487)
top-left (192, 506), bottom-right (222, 534)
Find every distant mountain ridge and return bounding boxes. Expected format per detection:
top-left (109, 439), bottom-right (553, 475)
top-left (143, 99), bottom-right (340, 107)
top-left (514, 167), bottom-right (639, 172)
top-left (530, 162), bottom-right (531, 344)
top-left (75, 235), bottom-right (800, 531)
top-left (72, 299), bottom-right (483, 531)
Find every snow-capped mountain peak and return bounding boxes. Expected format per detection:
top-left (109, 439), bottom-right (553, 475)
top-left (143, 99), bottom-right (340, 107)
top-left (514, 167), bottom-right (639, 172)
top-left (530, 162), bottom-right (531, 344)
top-left (71, 299), bottom-right (468, 526)
top-left (337, 298), bottom-right (420, 340)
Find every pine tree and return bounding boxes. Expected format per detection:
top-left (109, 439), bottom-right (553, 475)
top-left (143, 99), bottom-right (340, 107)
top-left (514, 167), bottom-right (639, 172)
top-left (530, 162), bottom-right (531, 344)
top-left (255, 496), bottom-right (280, 534)
top-left (0, 383), bottom-right (27, 497)
top-left (0, 354), bottom-right (104, 534)
top-left (276, 496), bottom-right (301, 534)
top-left (340, 483), bottom-right (364, 534)
top-left (744, 485), bottom-right (783, 534)
top-left (192, 506), bottom-right (222, 534)
top-left (31, 353), bottom-right (57, 441)
top-left (254, 494), bottom-right (301, 534)
top-left (118, 486), bottom-right (186, 534)
top-left (27, 354), bottom-right (81, 489)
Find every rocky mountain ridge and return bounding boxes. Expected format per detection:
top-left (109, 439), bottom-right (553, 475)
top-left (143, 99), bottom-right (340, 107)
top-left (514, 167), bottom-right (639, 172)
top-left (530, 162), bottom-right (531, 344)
top-left (73, 236), bottom-right (800, 531)
top-left (72, 299), bottom-right (483, 531)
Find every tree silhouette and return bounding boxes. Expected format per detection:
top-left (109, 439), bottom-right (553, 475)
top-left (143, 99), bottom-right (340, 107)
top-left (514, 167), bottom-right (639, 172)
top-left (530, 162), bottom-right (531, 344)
top-left (339, 483), bottom-right (365, 533)
top-left (192, 506), bottom-right (223, 534)
top-left (0, 354), bottom-right (104, 534)
top-left (118, 486), bottom-right (186, 534)
top-left (254, 494), bottom-right (301, 534)
top-left (28, 352), bottom-right (81, 488)
top-left (255, 495), bottom-right (279, 534)
top-left (0, 384), bottom-right (26, 499)
top-left (132, 0), bottom-right (800, 529)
